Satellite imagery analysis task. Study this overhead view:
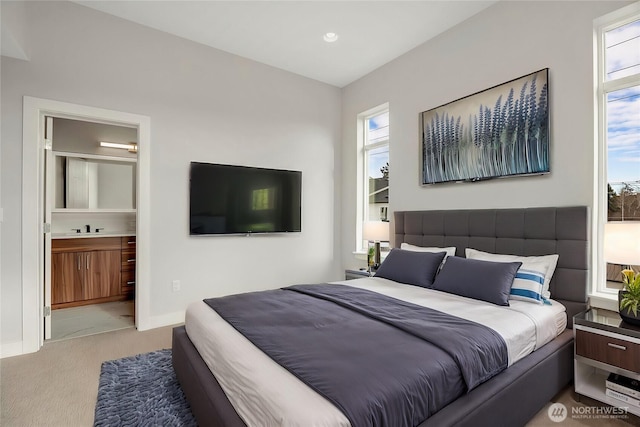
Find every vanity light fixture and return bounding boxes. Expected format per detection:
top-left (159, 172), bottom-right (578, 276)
top-left (323, 32), bottom-right (338, 43)
top-left (99, 141), bottom-right (138, 153)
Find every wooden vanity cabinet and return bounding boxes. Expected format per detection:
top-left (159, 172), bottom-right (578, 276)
top-left (52, 237), bottom-right (123, 309)
top-left (84, 250), bottom-right (122, 300)
top-left (51, 252), bottom-right (84, 304)
top-left (121, 236), bottom-right (136, 298)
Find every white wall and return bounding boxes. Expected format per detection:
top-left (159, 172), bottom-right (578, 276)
top-left (0, 1), bottom-right (29, 61)
top-left (1, 1), bottom-right (342, 349)
top-left (341, 0), bottom-right (630, 269)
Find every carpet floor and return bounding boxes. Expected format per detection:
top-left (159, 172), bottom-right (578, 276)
top-left (1, 326), bottom-right (174, 426)
top-left (94, 349), bottom-right (196, 426)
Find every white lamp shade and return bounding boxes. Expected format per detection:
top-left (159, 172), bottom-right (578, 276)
top-left (363, 221), bottom-right (389, 242)
top-left (604, 222), bottom-right (640, 266)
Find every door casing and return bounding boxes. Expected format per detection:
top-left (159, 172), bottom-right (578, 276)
top-left (21, 96), bottom-right (151, 354)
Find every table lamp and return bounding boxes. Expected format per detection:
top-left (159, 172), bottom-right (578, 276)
top-left (363, 221), bottom-right (389, 270)
top-left (604, 222), bottom-right (640, 267)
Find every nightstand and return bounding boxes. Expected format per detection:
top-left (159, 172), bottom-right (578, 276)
top-left (345, 269), bottom-right (373, 280)
top-left (574, 308), bottom-right (640, 416)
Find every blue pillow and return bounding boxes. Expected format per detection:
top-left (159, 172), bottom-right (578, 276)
top-left (432, 256), bottom-right (522, 306)
top-left (374, 248), bottom-right (446, 288)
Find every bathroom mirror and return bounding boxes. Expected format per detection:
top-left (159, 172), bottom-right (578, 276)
top-left (54, 156), bottom-right (136, 210)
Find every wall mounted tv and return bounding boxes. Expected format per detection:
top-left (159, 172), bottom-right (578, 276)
top-left (189, 162), bottom-right (302, 235)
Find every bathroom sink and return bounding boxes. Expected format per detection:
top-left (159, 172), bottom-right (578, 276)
top-left (54, 231), bottom-right (134, 238)
top-left (63, 232), bottom-right (110, 236)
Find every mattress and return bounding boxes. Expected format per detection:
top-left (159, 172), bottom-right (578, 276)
top-left (184, 277), bottom-right (567, 427)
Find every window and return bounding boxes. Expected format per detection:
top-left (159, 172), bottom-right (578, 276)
top-left (597, 9), bottom-right (640, 292)
top-left (356, 105), bottom-right (389, 251)
top-left (364, 110), bottom-right (389, 222)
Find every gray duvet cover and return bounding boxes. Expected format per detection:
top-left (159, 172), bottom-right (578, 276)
top-left (204, 284), bottom-right (507, 427)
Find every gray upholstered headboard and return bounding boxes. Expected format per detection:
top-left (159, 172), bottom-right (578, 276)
top-left (394, 206), bottom-right (589, 327)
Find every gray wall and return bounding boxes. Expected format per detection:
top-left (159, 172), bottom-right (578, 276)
top-left (1, 1), bottom-right (342, 347)
top-left (341, 0), bottom-right (630, 268)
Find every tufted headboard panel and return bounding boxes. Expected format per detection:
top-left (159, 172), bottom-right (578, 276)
top-left (394, 206), bottom-right (589, 327)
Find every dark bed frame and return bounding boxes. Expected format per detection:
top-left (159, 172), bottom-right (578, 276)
top-left (173, 206), bottom-right (589, 427)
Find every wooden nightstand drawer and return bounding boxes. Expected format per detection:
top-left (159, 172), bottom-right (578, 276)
top-left (576, 329), bottom-right (640, 373)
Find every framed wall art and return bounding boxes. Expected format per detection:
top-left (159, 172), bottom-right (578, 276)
top-left (420, 68), bottom-right (549, 185)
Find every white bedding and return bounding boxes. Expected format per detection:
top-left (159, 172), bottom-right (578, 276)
top-left (184, 277), bottom-right (567, 427)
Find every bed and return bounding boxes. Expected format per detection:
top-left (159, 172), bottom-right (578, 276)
top-left (172, 206), bottom-right (589, 426)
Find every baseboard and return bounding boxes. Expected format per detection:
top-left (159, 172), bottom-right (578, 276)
top-left (140, 310), bottom-right (185, 331)
top-left (1, 341), bottom-right (24, 359)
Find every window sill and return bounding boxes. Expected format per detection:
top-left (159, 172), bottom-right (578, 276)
top-left (589, 290), bottom-right (619, 312)
top-left (352, 251), bottom-right (367, 262)
top-left (351, 250), bottom-right (389, 260)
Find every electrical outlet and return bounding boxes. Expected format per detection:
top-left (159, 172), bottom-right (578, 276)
top-left (172, 280), bottom-right (181, 292)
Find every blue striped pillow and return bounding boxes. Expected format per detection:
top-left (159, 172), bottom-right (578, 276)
top-left (511, 266), bottom-right (549, 305)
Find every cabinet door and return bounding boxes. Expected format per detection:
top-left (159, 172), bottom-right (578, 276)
top-left (52, 252), bottom-right (84, 304)
top-left (84, 250), bottom-right (121, 300)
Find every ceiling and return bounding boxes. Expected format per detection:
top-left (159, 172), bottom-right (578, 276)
top-left (74, 1), bottom-right (497, 88)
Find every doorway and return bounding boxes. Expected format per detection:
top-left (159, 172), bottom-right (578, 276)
top-left (21, 96), bottom-right (151, 354)
top-left (45, 117), bottom-right (137, 341)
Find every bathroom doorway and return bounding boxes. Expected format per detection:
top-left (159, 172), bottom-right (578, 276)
top-left (21, 96), bottom-right (150, 354)
top-left (44, 116), bottom-right (138, 341)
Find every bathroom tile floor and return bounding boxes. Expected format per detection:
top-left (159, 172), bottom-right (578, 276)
top-left (50, 300), bottom-right (134, 341)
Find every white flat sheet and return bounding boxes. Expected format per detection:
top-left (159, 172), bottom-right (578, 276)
top-left (185, 277), bottom-right (567, 427)
top-left (341, 278), bottom-right (567, 365)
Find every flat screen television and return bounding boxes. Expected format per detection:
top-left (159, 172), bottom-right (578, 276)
top-left (189, 162), bottom-right (302, 235)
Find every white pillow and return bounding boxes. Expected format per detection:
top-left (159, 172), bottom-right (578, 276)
top-left (401, 243), bottom-right (456, 257)
top-left (465, 248), bottom-right (559, 301)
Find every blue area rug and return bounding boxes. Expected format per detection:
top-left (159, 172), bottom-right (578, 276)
top-left (94, 349), bottom-right (197, 426)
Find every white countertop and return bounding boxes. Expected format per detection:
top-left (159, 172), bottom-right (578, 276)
top-left (51, 232), bottom-right (136, 239)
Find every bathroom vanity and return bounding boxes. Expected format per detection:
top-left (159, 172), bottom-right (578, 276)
top-left (51, 234), bottom-right (136, 309)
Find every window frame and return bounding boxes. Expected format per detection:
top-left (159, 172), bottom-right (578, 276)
top-left (595, 4), bottom-right (640, 298)
top-left (356, 103), bottom-right (389, 252)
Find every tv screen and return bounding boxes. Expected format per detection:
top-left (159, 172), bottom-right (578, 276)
top-left (189, 162), bottom-right (302, 235)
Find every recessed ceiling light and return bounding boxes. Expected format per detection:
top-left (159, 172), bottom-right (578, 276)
top-left (323, 32), bottom-right (338, 43)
